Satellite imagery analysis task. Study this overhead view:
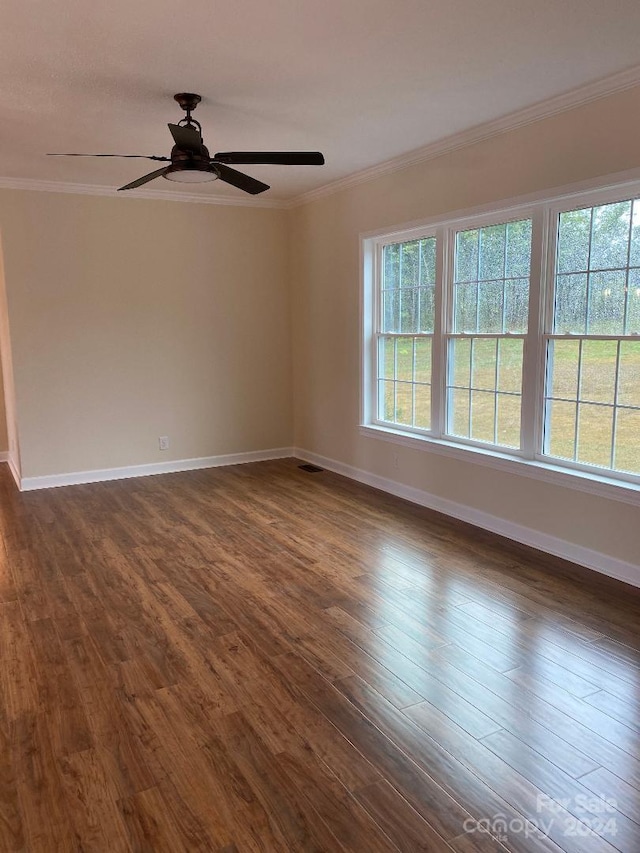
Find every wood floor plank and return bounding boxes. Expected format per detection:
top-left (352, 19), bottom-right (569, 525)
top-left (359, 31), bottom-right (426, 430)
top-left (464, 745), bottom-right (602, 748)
top-left (12, 712), bottom-right (79, 852)
top-left (354, 779), bottom-right (457, 852)
top-left (213, 710), bottom-right (347, 852)
top-left (504, 667), bottom-right (640, 759)
top-left (434, 641), bottom-right (640, 788)
top-left (271, 652), bottom-right (477, 844)
top-left (0, 602), bottom-right (39, 720)
top-left (324, 607), bottom-right (503, 739)
top-left (206, 630), bottom-right (382, 792)
top-left (119, 784), bottom-right (196, 853)
top-left (579, 767), bottom-right (640, 825)
top-left (58, 747), bottom-right (133, 852)
top-left (64, 635), bottom-right (161, 796)
top-left (0, 718), bottom-right (23, 853)
top-left (481, 729), bottom-right (640, 852)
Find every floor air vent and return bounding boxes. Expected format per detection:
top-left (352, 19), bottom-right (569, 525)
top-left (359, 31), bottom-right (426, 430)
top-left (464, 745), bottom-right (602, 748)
top-left (299, 463), bottom-right (324, 473)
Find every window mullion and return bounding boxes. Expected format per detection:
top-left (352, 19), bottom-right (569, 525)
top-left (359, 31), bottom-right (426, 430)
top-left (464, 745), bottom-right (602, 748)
top-left (431, 226), bottom-right (449, 438)
top-left (521, 206), bottom-right (549, 459)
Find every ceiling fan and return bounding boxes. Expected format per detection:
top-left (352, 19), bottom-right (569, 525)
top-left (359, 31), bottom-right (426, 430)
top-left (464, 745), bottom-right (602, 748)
top-left (48, 93), bottom-right (325, 195)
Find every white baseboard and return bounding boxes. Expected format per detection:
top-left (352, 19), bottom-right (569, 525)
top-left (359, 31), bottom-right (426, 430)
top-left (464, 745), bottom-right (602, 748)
top-left (18, 447), bottom-right (294, 491)
top-left (294, 447), bottom-right (640, 590)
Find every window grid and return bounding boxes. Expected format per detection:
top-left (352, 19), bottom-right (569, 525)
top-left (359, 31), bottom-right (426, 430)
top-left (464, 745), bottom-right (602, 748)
top-left (543, 337), bottom-right (640, 474)
top-left (377, 334), bottom-right (432, 430)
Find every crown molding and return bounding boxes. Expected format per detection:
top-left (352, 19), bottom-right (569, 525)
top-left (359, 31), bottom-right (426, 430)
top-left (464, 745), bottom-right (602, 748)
top-left (0, 176), bottom-right (287, 209)
top-left (288, 63), bottom-right (640, 209)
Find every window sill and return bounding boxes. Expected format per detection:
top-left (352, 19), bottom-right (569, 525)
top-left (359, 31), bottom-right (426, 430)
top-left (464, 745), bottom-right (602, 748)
top-left (359, 424), bottom-right (640, 506)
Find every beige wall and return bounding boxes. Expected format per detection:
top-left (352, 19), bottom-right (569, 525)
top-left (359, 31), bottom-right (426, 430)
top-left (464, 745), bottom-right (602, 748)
top-left (290, 85), bottom-right (640, 569)
top-left (0, 190), bottom-right (291, 477)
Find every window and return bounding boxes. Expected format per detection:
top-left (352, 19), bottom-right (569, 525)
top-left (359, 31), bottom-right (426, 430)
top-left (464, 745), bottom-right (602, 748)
top-left (363, 181), bottom-right (640, 491)
top-left (447, 220), bottom-right (531, 448)
top-left (544, 199), bottom-right (640, 476)
top-left (378, 237), bottom-right (436, 430)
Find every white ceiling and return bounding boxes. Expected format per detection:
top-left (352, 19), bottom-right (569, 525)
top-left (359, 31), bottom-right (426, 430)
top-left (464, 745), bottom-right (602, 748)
top-left (3, 0), bottom-right (640, 202)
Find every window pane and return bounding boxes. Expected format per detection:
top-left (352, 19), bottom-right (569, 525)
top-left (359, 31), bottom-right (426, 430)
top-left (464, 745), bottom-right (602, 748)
top-left (420, 237), bottom-right (436, 285)
top-left (455, 219), bottom-right (531, 336)
top-left (479, 224), bottom-right (506, 281)
top-left (451, 338), bottom-right (471, 387)
top-left (618, 341), bottom-right (640, 407)
top-left (419, 286), bottom-right (435, 333)
top-left (549, 340), bottom-right (579, 400)
top-left (587, 271), bottom-right (626, 335)
top-left (580, 340), bottom-right (617, 404)
top-left (554, 274), bottom-right (587, 334)
top-left (383, 243), bottom-right (400, 288)
top-left (576, 403), bottom-right (613, 468)
top-left (400, 241), bottom-right (420, 287)
top-left (496, 393), bottom-right (521, 447)
top-left (449, 388), bottom-right (470, 437)
top-left (455, 229), bottom-right (479, 282)
top-left (477, 281), bottom-right (503, 333)
top-left (557, 207), bottom-right (591, 273)
top-left (472, 339), bottom-right (497, 391)
top-left (396, 337), bottom-right (414, 381)
top-left (505, 219), bottom-right (532, 278)
top-left (504, 278), bottom-right (528, 333)
top-left (454, 283), bottom-right (477, 333)
top-left (497, 339), bottom-right (523, 393)
top-left (395, 382), bottom-right (413, 425)
top-left (380, 380), bottom-right (395, 422)
top-left (471, 391), bottom-right (495, 443)
top-left (630, 200), bottom-right (640, 267)
top-left (400, 289), bottom-right (419, 333)
top-left (414, 338), bottom-right (432, 384)
top-left (546, 400), bottom-right (577, 460)
top-left (626, 268), bottom-right (640, 334)
top-left (379, 336), bottom-right (395, 380)
top-left (615, 409), bottom-right (640, 474)
top-left (383, 290), bottom-right (400, 332)
top-left (414, 385), bottom-right (431, 429)
top-left (590, 201), bottom-right (631, 271)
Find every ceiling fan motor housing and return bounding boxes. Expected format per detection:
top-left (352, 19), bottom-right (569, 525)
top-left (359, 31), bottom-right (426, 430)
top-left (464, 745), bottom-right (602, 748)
top-left (165, 143), bottom-right (218, 181)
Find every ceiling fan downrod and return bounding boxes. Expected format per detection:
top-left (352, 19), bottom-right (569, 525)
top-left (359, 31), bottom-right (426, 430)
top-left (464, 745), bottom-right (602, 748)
top-left (174, 93), bottom-right (202, 132)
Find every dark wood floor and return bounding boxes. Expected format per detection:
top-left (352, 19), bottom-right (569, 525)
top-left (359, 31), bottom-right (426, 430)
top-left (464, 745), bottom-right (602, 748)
top-left (0, 459), bottom-right (639, 852)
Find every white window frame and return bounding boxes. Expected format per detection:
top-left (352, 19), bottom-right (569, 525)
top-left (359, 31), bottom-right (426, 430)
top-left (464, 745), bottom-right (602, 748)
top-left (370, 227), bottom-right (439, 437)
top-left (361, 175), bottom-right (640, 505)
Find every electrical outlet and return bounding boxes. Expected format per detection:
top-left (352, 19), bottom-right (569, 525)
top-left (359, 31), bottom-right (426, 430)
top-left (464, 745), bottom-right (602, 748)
top-left (158, 436), bottom-right (169, 451)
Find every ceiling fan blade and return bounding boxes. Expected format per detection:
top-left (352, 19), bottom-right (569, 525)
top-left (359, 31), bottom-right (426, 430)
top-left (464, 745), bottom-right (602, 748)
top-left (213, 151), bottom-right (325, 166)
top-left (168, 123), bottom-right (202, 151)
top-left (47, 153), bottom-right (170, 161)
top-left (214, 163), bottom-right (269, 195)
top-left (118, 167), bottom-right (169, 191)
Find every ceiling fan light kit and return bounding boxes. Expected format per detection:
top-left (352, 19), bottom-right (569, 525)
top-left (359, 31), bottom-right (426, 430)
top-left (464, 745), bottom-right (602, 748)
top-left (163, 165), bottom-right (218, 183)
top-left (48, 92), bottom-right (324, 195)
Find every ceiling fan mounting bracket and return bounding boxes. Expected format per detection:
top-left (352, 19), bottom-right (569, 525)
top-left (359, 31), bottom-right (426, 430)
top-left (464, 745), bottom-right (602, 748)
top-left (174, 93), bottom-right (201, 113)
